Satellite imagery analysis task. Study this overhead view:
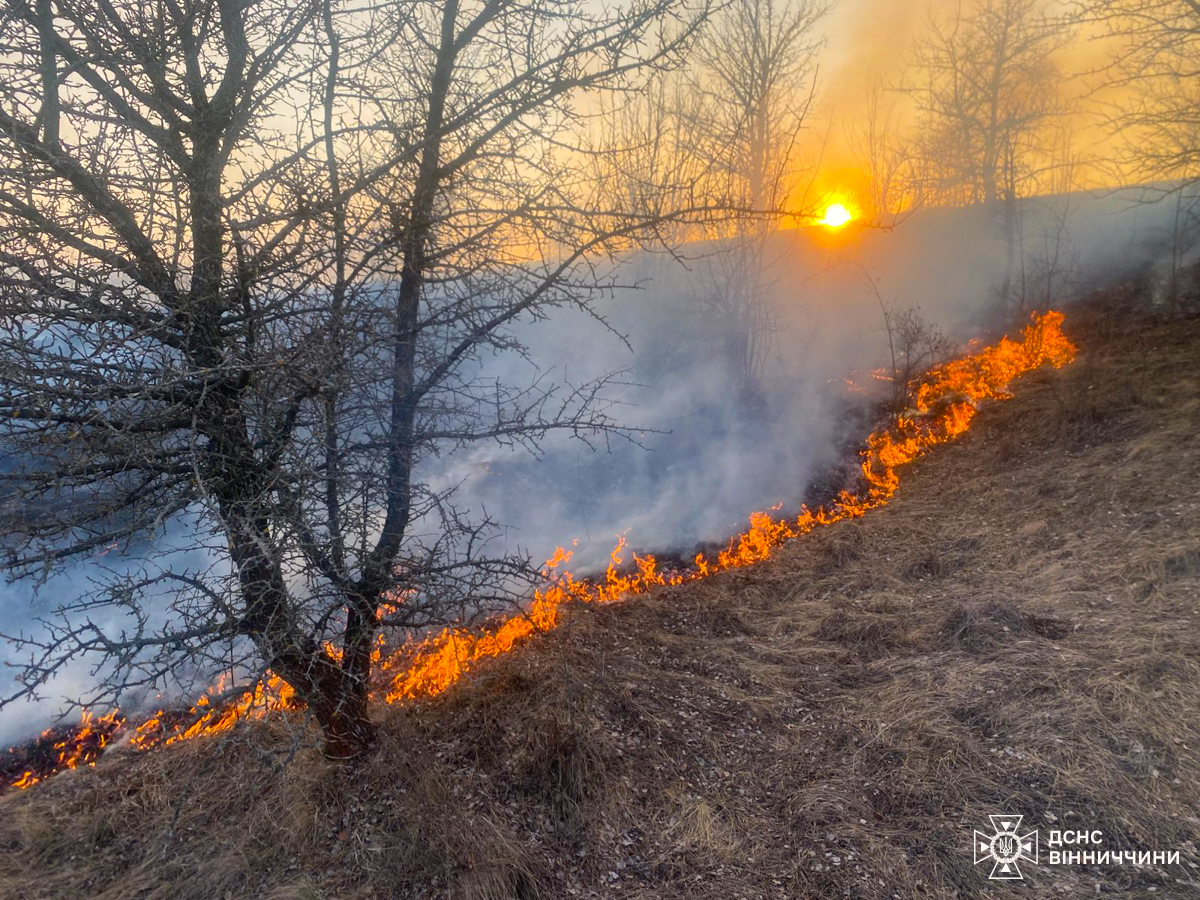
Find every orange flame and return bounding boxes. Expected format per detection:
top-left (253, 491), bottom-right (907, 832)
top-left (6, 710), bottom-right (125, 789)
top-left (131, 671), bottom-right (300, 750)
top-left (4, 311), bottom-right (1075, 789)
top-left (374, 310), bottom-right (1075, 704)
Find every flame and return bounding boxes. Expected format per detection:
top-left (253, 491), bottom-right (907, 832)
top-left (375, 310), bottom-right (1074, 704)
top-left (821, 202), bottom-right (852, 228)
top-left (4, 311), bottom-right (1075, 790)
top-left (131, 672), bottom-right (299, 750)
top-left (5, 710), bottom-right (125, 789)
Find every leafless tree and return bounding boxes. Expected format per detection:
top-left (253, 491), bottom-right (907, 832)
top-left (906, 0), bottom-right (1073, 307)
top-left (591, 72), bottom-right (716, 247)
top-left (1085, 0), bottom-right (1200, 309)
top-left (846, 78), bottom-right (918, 223)
top-left (1015, 195), bottom-right (1081, 313)
top-left (0, 0), bottom-right (716, 758)
top-left (1087, 1), bottom-right (1200, 185)
top-left (689, 0), bottom-right (827, 402)
top-left (588, 0), bottom-right (827, 403)
top-left (1012, 130), bottom-right (1083, 314)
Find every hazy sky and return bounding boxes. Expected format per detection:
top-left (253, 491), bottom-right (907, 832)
top-left (811, 0), bottom-right (1126, 202)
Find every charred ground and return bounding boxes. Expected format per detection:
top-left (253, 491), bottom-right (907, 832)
top-left (1, 290), bottom-right (1198, 899)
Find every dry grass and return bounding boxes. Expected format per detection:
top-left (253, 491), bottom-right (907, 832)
top-left (2, 290), bottom-right (1199, 899)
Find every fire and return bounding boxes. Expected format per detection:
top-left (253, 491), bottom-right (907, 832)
top-left (3, 311), bottom-right (1076, 790)
top-left (382, 310), bottom-right (1074, 701)
top-left (4, 710), bottom-right (125, 789)
top-left (821, 202), bottom-right (852, 228)
top-left (131, 672), bottom-right (299, 750)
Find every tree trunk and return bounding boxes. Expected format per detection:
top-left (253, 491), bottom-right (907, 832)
top-left (1001, 193), bottom-right (1014, 309)
top-left (310, 671), bottom-right (376, 760)
top-left (188, 91), bottom-right (378, 761)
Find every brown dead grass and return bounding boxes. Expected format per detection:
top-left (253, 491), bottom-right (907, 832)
top-left (2, 290), bottom-right (1199, 899)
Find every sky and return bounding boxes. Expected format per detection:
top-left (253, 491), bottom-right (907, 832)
top-left (803, 0), bottom-right (1130, 210)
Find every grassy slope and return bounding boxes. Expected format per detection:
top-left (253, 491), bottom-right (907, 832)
top-left (1, 292), bottom-right (1199, 900)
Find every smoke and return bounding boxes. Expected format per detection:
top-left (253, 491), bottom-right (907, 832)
top-left (423, 185), bottom-right (1185, 578)
top-left (0, 512), bottom-right (224, 744)
top-left (0, 185), bottom-right (1184, 746)
top-left (810, 0), bottom-right (1137, 203)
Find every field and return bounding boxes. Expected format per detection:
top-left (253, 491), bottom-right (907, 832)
top-left (2, 290), bottom-right (1198, 899)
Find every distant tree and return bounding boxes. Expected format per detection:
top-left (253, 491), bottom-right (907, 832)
top-left (589, 0), bottom-right (827, 404)
top-left (1086, 0), bottom-right (1200, 309)
top-left (906, 0), bottom-right (1073, 307)
top-left (865, 273), bottom-right (954, 428)
top-left (0, 0), bottom-right (714, 758)
top-left (1087, 0), bottom-right (1200, 185)
top-left (846, 78), bottom-right (918, 223)
top-left (691, 0), bottom-right (828, 402)
top-left (908, 0), bottom-right (1070, 205)
top-left (592, 72), bottom-right (716, 247)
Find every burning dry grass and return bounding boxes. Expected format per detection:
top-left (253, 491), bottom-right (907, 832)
top-left (2, 311), bottom-right (1075, 789)
top-left (1, 292), bottom-right (1199, 899)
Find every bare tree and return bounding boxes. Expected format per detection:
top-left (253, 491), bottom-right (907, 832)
top-left (591, 72), bottom-right (716, 248)
top-left (908, 0), bottom-right (1070, 204)
top-left (1013, 129), bottom-right (1083, 314)
top-left (0, 0), bottom-right (715, 758)
top-left (865, 273), bottom-right (954, 429)
top-left (1086, 0), bottom-right (1200, 310)
top-left (689, 0), bottom-right (827, 402)
top-left (1087, 0), bottom-right (1200, 186)
top-left (846, 78), bottom-right (918, 223)
top-left (906, 0), bottom-right (1073, 307)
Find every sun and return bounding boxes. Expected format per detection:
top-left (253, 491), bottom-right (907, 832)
top-left (821, 202), bottom-right (852, 228)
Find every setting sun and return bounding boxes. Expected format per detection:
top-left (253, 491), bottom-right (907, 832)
top-left (821, 202), bottom-right (852, 228)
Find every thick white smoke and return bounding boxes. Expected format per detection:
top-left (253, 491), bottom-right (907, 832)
top-left (432, 187), bottom-right (1183, 573)
top-left (0, 186), bottom-right (1184, 744)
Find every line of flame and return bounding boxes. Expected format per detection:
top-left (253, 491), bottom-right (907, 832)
top-left (4, 310), bottom-right (1075, 789)
top-left (382, 309), bottom-right (1076, 702)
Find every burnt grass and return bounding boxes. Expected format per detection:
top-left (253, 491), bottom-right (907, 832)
top-left (2, 289), bottom-right (1200, 899)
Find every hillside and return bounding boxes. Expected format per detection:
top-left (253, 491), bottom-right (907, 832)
top-left (1, 291), bottom-right (1199, 899)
